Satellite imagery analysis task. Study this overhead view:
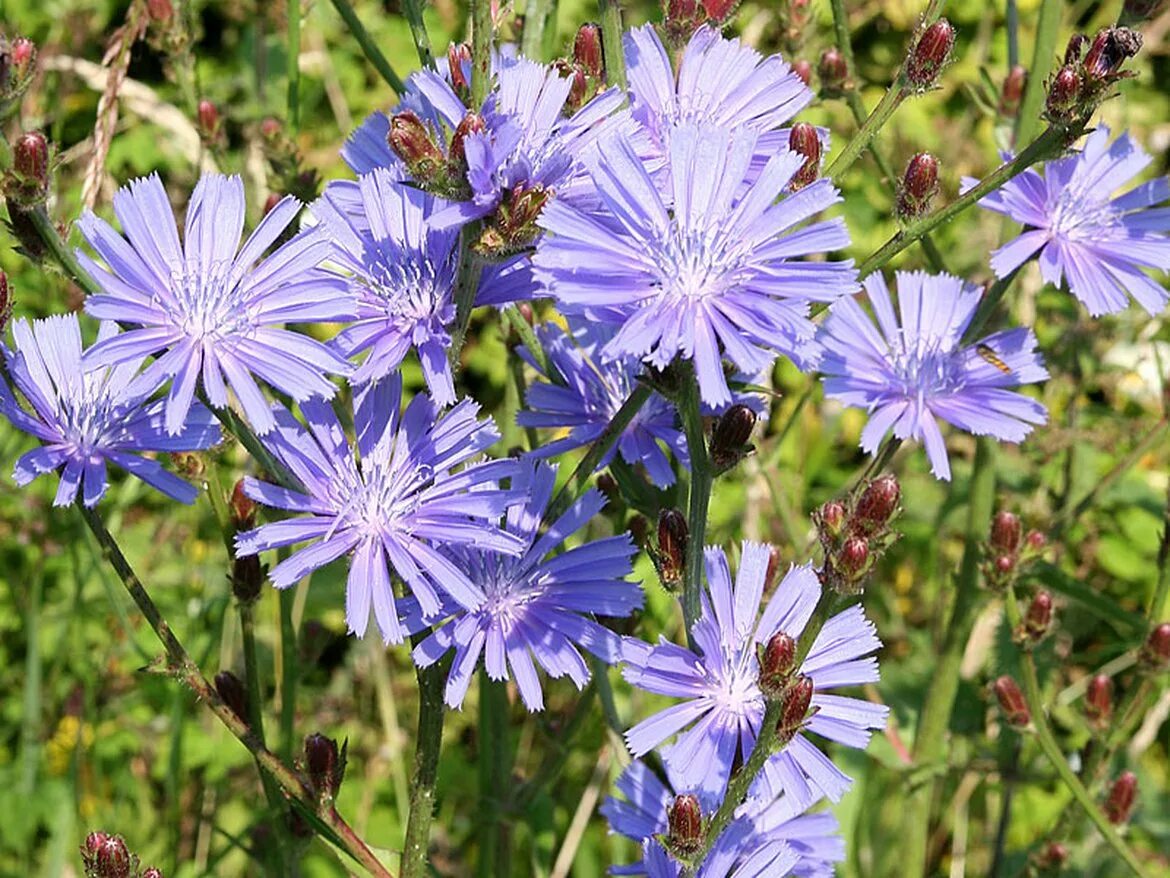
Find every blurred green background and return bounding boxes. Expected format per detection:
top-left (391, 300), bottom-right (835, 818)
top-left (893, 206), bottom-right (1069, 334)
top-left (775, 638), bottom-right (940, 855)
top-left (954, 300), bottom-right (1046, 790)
top-left (1, 0), bottom-right (1169, 875)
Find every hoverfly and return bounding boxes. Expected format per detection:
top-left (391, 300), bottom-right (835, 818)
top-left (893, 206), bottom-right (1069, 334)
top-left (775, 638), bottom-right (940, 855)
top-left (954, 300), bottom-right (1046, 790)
top-left (975, 343), bottom-right (1011, 374)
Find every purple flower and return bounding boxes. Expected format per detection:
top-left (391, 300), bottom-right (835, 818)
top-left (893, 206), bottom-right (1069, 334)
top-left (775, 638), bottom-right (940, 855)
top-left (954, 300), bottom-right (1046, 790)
top-left (235, 376), bottom-right (524, 643)
top-left (516, 321), bottom-right (688, 487)
top-left (817, 271), bottom-right (1049, 481)
top-left (622, 542), bottom-right (888, 809)
top-left (0, 314), bottom-right (219, 506)
top-left (312, 169), bottom-right (533, 405)
top-left (638, 830), bottom-right (798, 878)
top-left (535, 123), bottom-right (856, 408)
top-left (601, 760), bottom-right (844, 878)
top-left (973, 126), bottom-right (1170, 317)
top-left (624, 24), bottom-right (816, 175)
top-left (76, 173), bottom-right (355, 435)
top-left (411, 462), bottom-right (641, 711)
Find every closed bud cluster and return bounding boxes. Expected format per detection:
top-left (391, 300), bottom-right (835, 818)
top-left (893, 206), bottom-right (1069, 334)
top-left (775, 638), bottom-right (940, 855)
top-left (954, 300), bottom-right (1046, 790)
top-left (758, 631), bottom-right (797, 698)
top-left (999, 65), bottom-right (1027, 117)
top-left (558, 23), bottom-right (606, 112)
top-left (817, 474), bottom-right (901, 595)
top-left (776, 674), bottom-right (815, 743)
top-left (388, 110), bottom-right (476, 202)
top-left (1022, 590), bottom-right (1054, 643)
top-left (1045, 28), bottom-right (1142, 127)
top-left (818, 48), bottom-right (848, 97)
top-left (663, 0), bottom-right (707, 46)
top-left (80, 832), bottom-right (136, 878)
top-left (904, 19), bottom-right (955, 90)
top-left (259, 117), bottom-right (319, 203)
top-left (993, 675), bottom-right (1030, 728)
top-left (474, 182), bottom-right (551, 258)
top-left (656, 509), bottom-right (688, 590)
top-left (895, 152), bottom-right (939, 222)
top-left (710, 404), bottom-right (757, 471)
top-left (214, 670), bottom-right (248, 723)
top-left (7, 130), bottom-right (50, 205)
top-left (1085, 673), bottom-right (1113, 730)
top-left (1139, 622), bottom-right (1170, 672)
top-left (787, 123), bottom-right (821, 191)
top-left (666, 794), bottom-right (704, 856)
top-left (304, 733), bottom-right (346, 804)
top-left (1104, 771), bottom-right (1137, 824)
top-left (983, 510), bottom-right (1040, 591)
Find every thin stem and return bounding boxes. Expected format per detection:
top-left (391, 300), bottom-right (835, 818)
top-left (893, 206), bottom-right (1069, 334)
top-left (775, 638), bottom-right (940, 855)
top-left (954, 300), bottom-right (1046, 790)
top-left (824, 86), bottom-right (906, 181)
top-left (447, 230), bottom-right (485, 366)
top-left (521, 0), bottom-right (554, 60)
top-left (598, 0), bottom-right (627, 89)
top-left (1148, 475), bottom-right (1170, 620)
top-left (900, 438), bottom-right (997, 876)
top-left (476, 672), bottom-right (511, 878)
top-left (21, 206), bottom-right (104, 296)
top-left (1002, 587), bottom-right (1151, 878)
top-left (287, 0), bottom-right (301, 129)
top-left (402, 660), bottom-right (447, 878)
top-left (545, 382), bottom-right (654, 523)
top-left (1014, 0), bottom-right (1062, 146)
top-left (470, 0), bottom-right (493, 107)
top-left (858, 126), bottom-right (1068, 277)
top-left (328, 0), bottom-right (406, 93)
top-left (403, 0), bottom-right (436, 70)
top-left (76, 503), bottom-right (394, 878)
top-left (278, 588), bottom-right (298, 761)
top-left (677, 376), bottom-right (712, 636)
top-left (504, 305), bottom-right (550, 377)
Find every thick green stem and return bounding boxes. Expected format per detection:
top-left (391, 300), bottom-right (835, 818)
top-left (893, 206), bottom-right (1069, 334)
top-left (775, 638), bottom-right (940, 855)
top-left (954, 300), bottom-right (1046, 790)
top-left (545, 382), bottom-right (653, 523)
top-left (858, 126), bottom-right (1068, 277)
top-left (470, 0), bottom-right (493, 107)
top-left (899, 438), bottom-right (997, 876)
top-left (278, 588), bottom-right (298, 761)
top-left (287, 0), bottom-right (301, 128)
top-left (402, 661), bottom-right (447, 878)
top-left (328, 0), bottom-right (406, 93)
top-left (521, 0), bottom-right (554, 60)
top-left (677, 377), bottom-right (712, 636)
top-left (403, 0), bottom-right (436, 70)
top-left (1014, 0), bottom-right (1062, 146)
top-left (21, 206), bottom-right (104, 296)
top-left (598, 0), bottom-right (627, 89)
top-left (476, 673), bottom-right (511, 878)
top-left (1002, 588), bottom-right (1151, 878)
top-left (825, 86), bottom-right (906, 181)
top-left (76, 503), bottom-right (393, 878)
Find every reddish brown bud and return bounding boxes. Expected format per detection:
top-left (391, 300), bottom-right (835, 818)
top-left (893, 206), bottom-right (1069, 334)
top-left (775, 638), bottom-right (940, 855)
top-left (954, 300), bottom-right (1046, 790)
top-left (787, 123), bottom-right (821, 190)
top-left (905, 19), bottom-right (955, 88)
top-left (1064, 34), bottom-right (1089, 66)
top-left (818, 48), bottom-right (848, 95)
top-left (146, 0), bottom-right (174, 21)
top-left (759, 631), bottom-right (797, 697)
top-left (448, 43), bottom-right (472, 102)
top-left (82, 831), bottom-right (109, 860)
top-left (777, 674), bottom-right (814, 741)
top-left (573, 23), bottom-right (604, 79)
top-left (260, 117), bottom-right (281, 140)
top-left (711, 404), bottom-right (756, 469)
top-left (1140, 622), bottom-right (1170, 670)
top-left (231, 554), bottom-right (263, 602)
top-left (628, 514), bottom-right (650, 547)
top-left (816, 500), bottom-right (848, 541)
top-left (389, 110), bottom-right (446, 177)
top-left (994, 675), bottom-right (1030, 728)
top-left (93, 835), bottom-right (132, 878)
top-left (1085, 674), bottom-right (1113, 727)
top-left (197, 100), bottom-right (219, 137)
top-left (304, 733), bottom-right (345, 801)
top-left (1024, 530), bottom-right (1047, 552)
top-left (1045, 66), bottom-right (1081, 122)
top-left (14, 131), bottom-right (49, 187)
top-left (517, 302), bottom-right (535, 325)
top-left (791, 59), bottom-right (812, 86)
top-left (657, 509), bottom-right (688, 589)
top-left (1000, 65), bottom-right (1027, 116)
top-left (262, 192), bottom-right (283, 216)
top-left (839, 536), bottom-right (870, 580)
top-left (989, 511), bottom-right (1022, 555)
top-left (1024, 590), bottom-right (1053, 640)
top-left (214, 670), bottom-right (248, 723)
top-left (854, 474), bottom-right (900, 535)
top-left (1032, 841), bottom-right (1068, 871)
top-left (1083, 27), bottom-right (1142, 80)
top-left (449, 112), bottom-right (487, 167)
top-left (0, 271), bottom-right (10, 333)
top-left (141, 869), bottom-right (164, 878)
top-left (701, 0), bottom-right (740, 22)
top-left (994, 554), bottom-right (1015, 575)
top-left (11, 38), bottom-right (35, 75)
top-left (596, 473), bottom-right (619, 502)
top-left (1104, 771), bottom-right (1137, 824)
top-left (229, 479), bottom-right (256, 530)
top-left (764, 545), bottom-right (783, 596)
top-left (664, 0), bottom-right (705, 46)
top-left (895, 152), bottom-right (939, 221)
top-left (667, 794), bottom-right (703, 855)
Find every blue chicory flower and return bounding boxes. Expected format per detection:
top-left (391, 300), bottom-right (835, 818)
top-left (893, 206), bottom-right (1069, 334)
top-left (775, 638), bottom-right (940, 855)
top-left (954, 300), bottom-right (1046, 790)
top-left (235, 375), bottom-right (524, 643)
top-left (0, 314), bottom-right (220, 506)
top-left (973, 126), bottom-right (1170, 317)
top-left (535, 123), bottom-right (856, 408)
top-left (622, 542), bottom-right (888, 809)
top-left (76, 173), bottom-right (355, 435)
top-left (817, 270), bottom-right (1049, 481)
top-left (410, 461), bottom-right (641, 711)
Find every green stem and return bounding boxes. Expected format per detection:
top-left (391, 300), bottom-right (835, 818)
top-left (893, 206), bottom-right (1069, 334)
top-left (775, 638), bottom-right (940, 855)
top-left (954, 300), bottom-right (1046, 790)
top-left (470, 0), bottom-right (493, 107)
top-left (328, 0), bottom-right (406, 93)
top-left (287, 0), bottom-right (301, 129)
top-left (403, 0), bottom-right (436, 70)
top-left (1148, 475), bottom-right (1170, 621)
top-left (476, 672), bottom-right (511, 878)
top-left (545, 382), bottom-right (654, 523)
top-left (1002, 588), bottom-right (1151, 878)
top-left (447, 230), bottom-right (485, 367)
top-left (504, 305), bottom-right (550, 377)
top-left (402, 661), bottom-right (447, 878)
top-left (824, 85), bottom-right (906, 181)
top-left (205, 397), bottom-right (301, 492)
top-left (521, 0), bottom-right (554, 60)
top-left (598, 0), bottom-right (627, 89)
top-left (900, 438), bottom-right (997, 877)
top-left (858, 126), bottom-right (1068, 277)
top-left (961, 270), bottom-right (1020, 343)
top-left (278, 588), bottom-right (298, 761)
top-left (76, 503), bottom-right (393, 878)
top-left (677, 376), bottom-right (712, 636)
top-left (1014, 0), bottom-right (1062, 146)
top-left (22, 206), bottom-right (104, 296)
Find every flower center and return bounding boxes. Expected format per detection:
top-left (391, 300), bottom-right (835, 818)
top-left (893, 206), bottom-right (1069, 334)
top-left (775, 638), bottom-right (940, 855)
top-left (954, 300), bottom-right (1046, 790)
top-left (366, 254), bottom-right (455, 329)
top-left (650, 227), bottom-right (736, 304)
top-left (1048, 186), bottom-right (1118, 240)
top-left (168, 259), bottom-right (255, 341)
top-left (889, 336), bottom-right (966, 398)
